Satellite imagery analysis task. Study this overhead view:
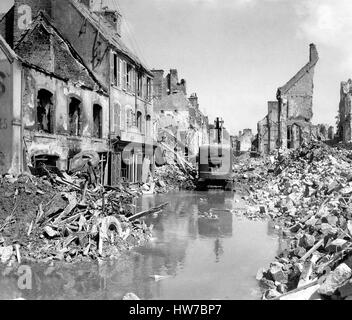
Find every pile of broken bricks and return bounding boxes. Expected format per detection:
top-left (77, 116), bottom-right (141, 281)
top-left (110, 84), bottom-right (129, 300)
top-left (153, 163), bottom-right (196, 194)
top-left (242, 141), bottom-right (352, 300)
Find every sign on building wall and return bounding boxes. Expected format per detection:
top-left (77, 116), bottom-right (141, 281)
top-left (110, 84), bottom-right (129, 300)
top-left (0, 51), bottom-right (13, 174)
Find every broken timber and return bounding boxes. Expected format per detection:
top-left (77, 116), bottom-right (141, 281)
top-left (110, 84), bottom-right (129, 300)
top-left (128, 203), bottom-right (169, 222)
top-left (269, 279), bottom-right (319, 301)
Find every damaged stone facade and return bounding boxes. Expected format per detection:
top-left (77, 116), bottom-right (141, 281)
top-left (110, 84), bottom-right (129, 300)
top-left (338, 79), bottom-right (352, 143)
top-left (152, 69), bottom-right (209, 163)
top-left (0, 0), bottom-right (155, 184)
top-left (311, 124), bottom-right (335, 142)
top-left (257, 44), bottom-right (319, 155)
top-left (257, 101), bottom-right (279, 154)
top-left (0, 37), bottom-right (22, 176)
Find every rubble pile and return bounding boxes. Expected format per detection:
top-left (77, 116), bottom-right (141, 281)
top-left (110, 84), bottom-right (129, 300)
top-left (0, 172), bottom-right (152, 267)
top-left (153, 163), bottom-right (196, 193)
top-left (241, 141), bottom-right (352, 300)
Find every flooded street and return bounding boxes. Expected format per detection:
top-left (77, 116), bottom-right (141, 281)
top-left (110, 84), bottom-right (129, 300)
top-left (0, 191), bottom-right (280, 300)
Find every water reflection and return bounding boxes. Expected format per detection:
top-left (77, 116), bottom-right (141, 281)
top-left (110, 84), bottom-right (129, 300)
top-left (0, 191), bottom-right (279, 300)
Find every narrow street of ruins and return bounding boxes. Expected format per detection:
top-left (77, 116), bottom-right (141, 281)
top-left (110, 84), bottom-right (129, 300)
top-left (0, 191), bottom-right (280, 300)
top-left (1, 0), bottom-right (352, 305)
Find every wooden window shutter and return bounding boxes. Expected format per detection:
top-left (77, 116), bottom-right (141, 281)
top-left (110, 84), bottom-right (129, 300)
top-left (122, 60), bottom-right (127, 90)
top-left (117, 58), bottom-right (121, 86)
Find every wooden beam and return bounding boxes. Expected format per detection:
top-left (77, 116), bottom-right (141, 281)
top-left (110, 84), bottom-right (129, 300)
top-left (128, 203), bottom-right (169, 222)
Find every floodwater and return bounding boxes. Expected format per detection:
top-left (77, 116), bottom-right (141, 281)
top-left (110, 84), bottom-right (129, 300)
top-left (0, 191), bottom-right (281, 300)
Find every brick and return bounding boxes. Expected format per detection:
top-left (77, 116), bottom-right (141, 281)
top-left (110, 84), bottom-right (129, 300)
top-left (318, 263), bottom-right (352, 296)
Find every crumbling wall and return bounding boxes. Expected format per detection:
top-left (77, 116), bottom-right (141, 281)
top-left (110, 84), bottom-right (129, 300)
top-left (13, 0), bottom-right (53, 45)
top-left (0, 51), bottom-right (14, 175)
top-left (151, 69), bottom-right (167, 100)
top-left (168, 69), bottom-right (186, 95)
top-left (257, 116), bottom-right (268, 154)
top-left (285, 69), bottom-right (315, 122)
top-left (238, 129), bottom-right (254, 152)
top-left (22, 67), bottom-right (109, 171)
top-left (51, 0), bottom-right (110, 88)
top-left (277, 44), bottom-right (319, 150)
top-left (268, 101), bottom-right (279, 151)
top-left (338, 79), bottom-right (352, 143)
top-left (0, 44), bottom-right (22, 176)
top-left (258, 101), bottom-right (279, 155)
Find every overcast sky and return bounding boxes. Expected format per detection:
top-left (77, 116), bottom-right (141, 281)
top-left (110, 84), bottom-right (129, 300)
top-left (1, 0), bottom-right (351, 135)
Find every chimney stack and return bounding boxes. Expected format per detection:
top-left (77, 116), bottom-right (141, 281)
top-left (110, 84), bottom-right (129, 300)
top-left (100, 9), bottom-right (122, 37)
top-left (309, 43), bottom-right (319, 63)
top-left (168, 69), bottom-right (179, 94)
top-left (189, 93), bottom-right (199, 109)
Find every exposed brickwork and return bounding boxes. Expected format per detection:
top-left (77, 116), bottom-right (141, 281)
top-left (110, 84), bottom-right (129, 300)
top-left (0, 0), bottom-right (155, 183)
top-left (15, 15), bottom-right (101, 91)
top-left (257, 44), bottom-right (319, 155)
top-left (338, 79), bottom-right (352, 142)
top-left (152, 68), bottom-right (209, 158)
top-left (277, 44), bottom-right (319, 150)
top-left (13, 0), bottom-right (53, 45)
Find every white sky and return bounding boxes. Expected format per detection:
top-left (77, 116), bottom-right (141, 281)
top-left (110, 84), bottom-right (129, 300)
top-left (2, 0), bottom-right (351, 135)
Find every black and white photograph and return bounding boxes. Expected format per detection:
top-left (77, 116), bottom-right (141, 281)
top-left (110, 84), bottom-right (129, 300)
top-left (0, 0), bottom-right (351, 307)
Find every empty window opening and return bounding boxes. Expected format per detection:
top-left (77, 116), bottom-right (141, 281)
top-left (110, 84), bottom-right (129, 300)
top-left (287, 126), bottom-right (292, 149)
top-left (122, 60), bottom-right (127, 90)
top-left (69, 97), bottom-right (82, 136)
top-left (126, 63), bottom-right (135, 92)
top-left (146, 77), bottom-right (152, 101)
top-left (137, 111), bottom-right (142, 131)
top-left (146, 115), bottom-right (151, 137)
top-left (93, 104), bottom-right (103, 138)
top-left (32, 154), bottom-right (59, 170)
top-left (126, 108), bottom-right (133, 128)
top-left (37, 89), bottom-right (54, 133)
top-left (137, 72), bottom-right (143, 97)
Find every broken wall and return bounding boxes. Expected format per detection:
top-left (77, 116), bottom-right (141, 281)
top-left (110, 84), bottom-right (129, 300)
top-left (257, 116), bottom-right (268, 154)
top-left (268, 101), bottom-right (279, 152)
top-left (277, 44), bottom-right (318, 150)
top-left (238, 129), bottom-right (253, 152)
top-left (22, 67), bottom-right (109, 171)
top-left (285, 67), bottom-right (315, 122)
top-left (338, 79), bottom-right (352, 143)
top-left (51, 0), bottom-right (110, 88)
top-left (0, 46), bottom-right (22, 176)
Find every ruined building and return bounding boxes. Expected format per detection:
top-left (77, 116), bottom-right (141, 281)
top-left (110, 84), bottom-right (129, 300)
top-left (257, 44), bottom-right (319, 154)
top-left (338, 79), bottom-right (352, 143)
top-left (232, 129), bottom-right (254, 153)
top-left (0, 0), bottom-right (154, 183)
top-left (257, 101), bottom-right (279, 154)
top-left (151, 69), bottom-right (209, 162)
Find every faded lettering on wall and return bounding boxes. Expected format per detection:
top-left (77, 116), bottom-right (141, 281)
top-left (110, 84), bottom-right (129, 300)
top-left (18, 5), bottom-right (32, 30)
